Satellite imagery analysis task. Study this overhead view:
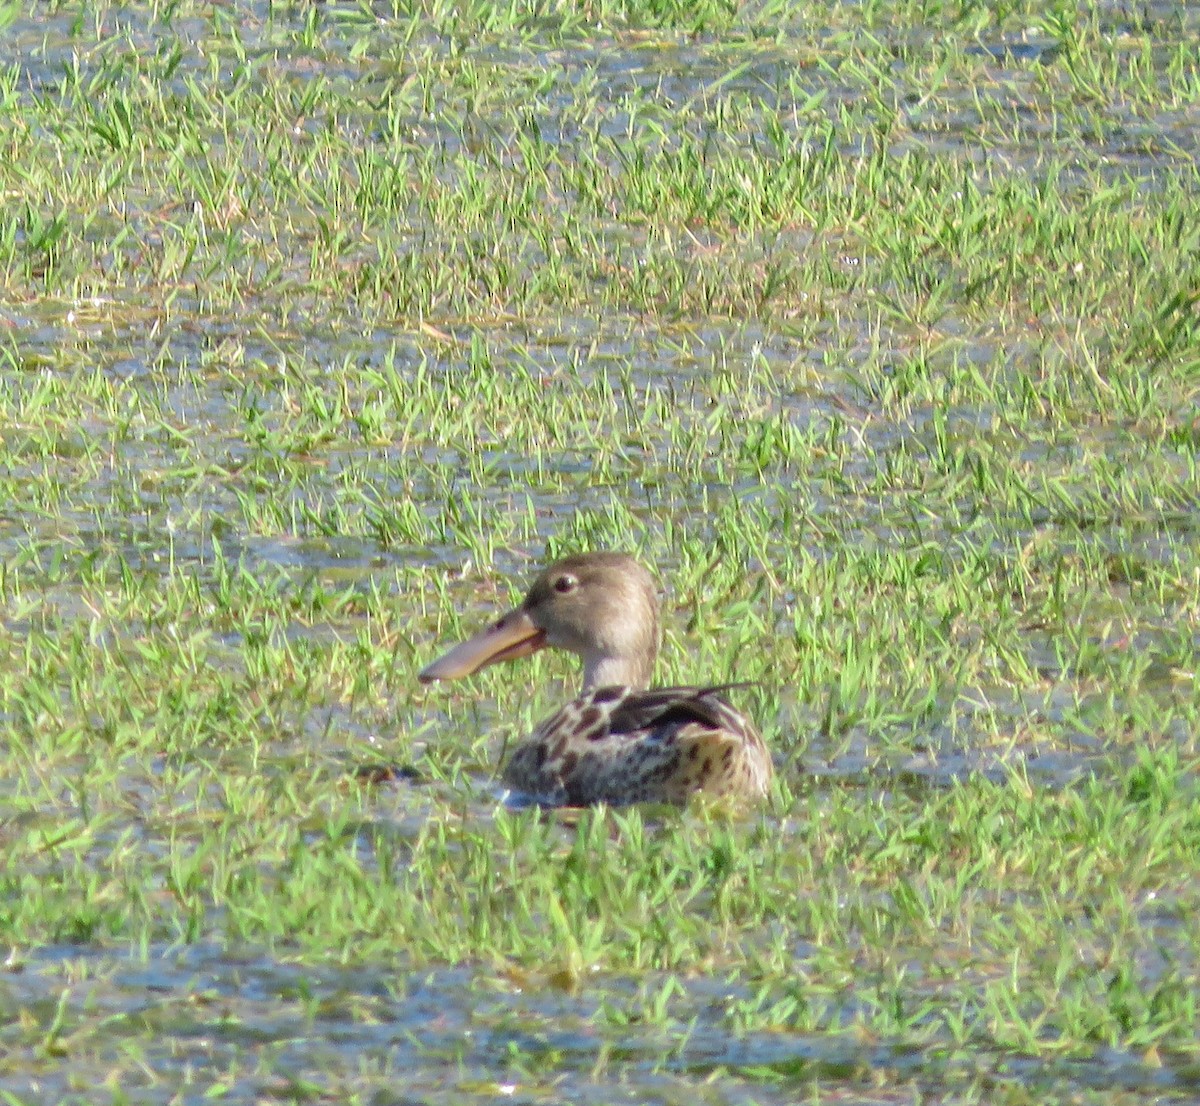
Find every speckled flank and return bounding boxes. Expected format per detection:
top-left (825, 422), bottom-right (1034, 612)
top-left (502, 684), bottom-right (772, 807)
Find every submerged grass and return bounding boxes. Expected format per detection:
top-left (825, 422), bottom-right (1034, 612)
top-left (1, 0), bottom-right (1199, 1101)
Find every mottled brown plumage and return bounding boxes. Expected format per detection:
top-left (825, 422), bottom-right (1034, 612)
top-left (419, 552), bottom-right (772, 806)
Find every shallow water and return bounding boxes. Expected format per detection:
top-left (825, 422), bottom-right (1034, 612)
top-left (5, 940), bottom-right (1198, 1105)
top-left (3, 2), bottom-right (1199, 1103)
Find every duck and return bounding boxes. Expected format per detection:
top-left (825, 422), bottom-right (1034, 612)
top-left (419, 552), bottom-right (772, 806)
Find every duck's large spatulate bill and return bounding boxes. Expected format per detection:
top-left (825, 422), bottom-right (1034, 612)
top-left (419, 608), bottom-right (546, 682)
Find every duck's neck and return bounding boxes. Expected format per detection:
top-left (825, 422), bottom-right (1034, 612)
top-left (581, 650), bottom-right (653, 691)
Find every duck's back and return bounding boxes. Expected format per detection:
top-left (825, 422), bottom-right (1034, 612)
top-left (501, 685), bottom-right (772, 806)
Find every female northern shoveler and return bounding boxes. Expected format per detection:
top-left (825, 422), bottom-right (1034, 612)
top-left (419, 552), bottom-right (772, 806)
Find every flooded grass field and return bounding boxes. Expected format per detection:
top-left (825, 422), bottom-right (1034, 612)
top-left (1, 0), bottom-right (1198, 1102)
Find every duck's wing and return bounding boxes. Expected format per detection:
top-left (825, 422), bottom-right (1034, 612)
top-left (501, 685), bottom-right (772, 806)
top-left (603, 684), bottom-right (757, 738)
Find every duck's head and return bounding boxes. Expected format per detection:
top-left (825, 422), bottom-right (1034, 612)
top-left (419, 552), bottom-right (660, 690)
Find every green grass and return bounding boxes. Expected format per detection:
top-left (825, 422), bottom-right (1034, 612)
top-left (1, 0), bottom-right (1198, 1102)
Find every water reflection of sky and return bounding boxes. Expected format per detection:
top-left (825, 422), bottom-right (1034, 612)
top-left (4, 941), bottom-right (1193, 1104)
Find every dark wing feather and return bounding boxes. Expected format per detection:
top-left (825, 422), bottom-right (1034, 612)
top-left (605, 685), bottom-right (752, 738)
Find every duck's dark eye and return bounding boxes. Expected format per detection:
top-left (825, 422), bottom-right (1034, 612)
top-left (553, 574), bottom-right (577, 594)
